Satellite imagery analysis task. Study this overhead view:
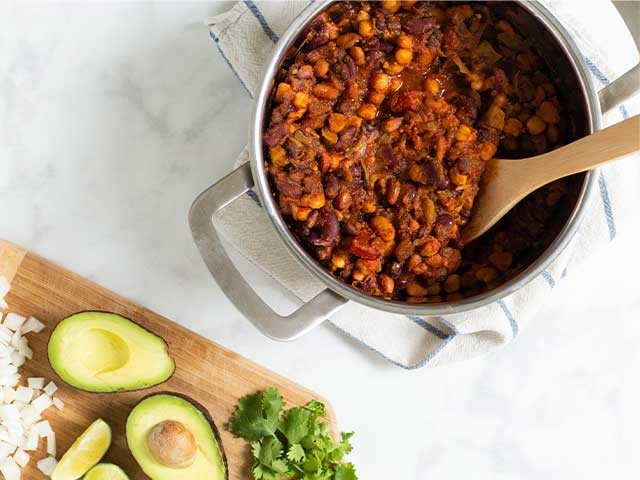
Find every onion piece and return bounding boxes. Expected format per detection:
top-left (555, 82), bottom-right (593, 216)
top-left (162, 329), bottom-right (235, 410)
top-left (37, 456), bottom-right (57, 476)
top-left (0, 456), bottom-right (20, 480)
top-left (13, 449), bottom-right (29, 468)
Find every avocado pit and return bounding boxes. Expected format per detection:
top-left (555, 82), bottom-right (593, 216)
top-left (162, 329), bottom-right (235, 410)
top-left (147, 420), bottom-right (197, 468)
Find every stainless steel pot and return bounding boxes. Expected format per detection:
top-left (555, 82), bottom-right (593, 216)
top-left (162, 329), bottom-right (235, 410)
top-left (190, 1), bottom-right (639, 341)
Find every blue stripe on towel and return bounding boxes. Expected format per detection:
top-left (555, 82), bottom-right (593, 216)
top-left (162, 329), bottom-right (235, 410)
top-left (209, 32), bottom-right (252, 96)
top-left (244, 0), bottom-right (280, 43)
top-left (598, 170), bottom-right (617, 240)
top-left (541, 270), bottom-right (556, 289)
top-left (406, 316), bottom-right (451, 340)
top-left (329, 322), bottom-right (455, 370)
top-left (497, 300), bottom-right (518, 337)
top-left (583, 56), bottom-right (626, 240)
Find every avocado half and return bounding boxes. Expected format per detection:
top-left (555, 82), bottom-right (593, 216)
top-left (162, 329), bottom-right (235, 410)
top-left (48, 311), bottom-right (175, 392)
top-left (126, 393), bottom-right (227, 480)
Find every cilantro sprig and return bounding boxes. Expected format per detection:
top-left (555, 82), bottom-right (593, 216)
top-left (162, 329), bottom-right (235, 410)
top-left (229, 387), bottom-right (358, 480)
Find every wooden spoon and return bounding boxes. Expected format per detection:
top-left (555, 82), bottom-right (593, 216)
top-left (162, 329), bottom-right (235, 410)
top-left (463, 115), bottom-right (640, 243)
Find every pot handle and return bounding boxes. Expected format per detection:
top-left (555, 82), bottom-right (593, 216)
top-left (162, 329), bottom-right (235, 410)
top-left (599, 63), bottom-right (640, 114)
top-left (189, 162), bottom-right (348, 341)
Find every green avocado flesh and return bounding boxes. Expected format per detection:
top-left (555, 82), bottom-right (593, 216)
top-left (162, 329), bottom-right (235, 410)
top-left (84, 463), bottom-right (130, 480)
top-left (48, 311), bottom-right (175, 392)
top-left (126, 394), bottom-right (227, 480)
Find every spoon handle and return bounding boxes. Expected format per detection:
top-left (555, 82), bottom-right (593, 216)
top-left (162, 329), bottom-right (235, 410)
top-left (524, 114), bottom-right (639, 189)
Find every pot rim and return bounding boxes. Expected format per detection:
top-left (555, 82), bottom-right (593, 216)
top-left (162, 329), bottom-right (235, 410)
top-left (249, 0), bottom-right (601, 316)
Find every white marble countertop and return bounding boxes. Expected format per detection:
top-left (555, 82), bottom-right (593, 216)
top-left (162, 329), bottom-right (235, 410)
top-left (2, 2), bottom-right (639, 478)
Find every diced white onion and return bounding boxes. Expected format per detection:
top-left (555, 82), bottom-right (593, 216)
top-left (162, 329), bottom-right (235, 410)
top-left (23, 427), bottom-right (39, 451)
top-left (2, 314), bottom-right (25, 333)
top-left (12, 449), bottom-right (29, 468)
top-left (0, 456), bottom-right (20, 480)
top-left (34, 420), bottom-right (52, 437)
top-left (43, 382), bottom-right (57, 397)
top-left (46, 432), bottom-right (56, 457)
top-left (14, 387), bottom-right (32, 404)
top-left (37, 456), bottom-right (57, 476)
top-left (30, 394), bottom-right (52, 414)
top-left (0, 284), bottom-right (59, 478)
top-left (26, 378), bottom-right (44, 390)
top-left (20, 317), bottom-right (45, 334)
top-left (52, 397), bottom-right (64, 411)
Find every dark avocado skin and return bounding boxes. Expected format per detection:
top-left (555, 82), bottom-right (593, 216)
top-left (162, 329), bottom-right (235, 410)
top-left (47, 310), bottom-right (175, 393)
top-left (127, 392), bottom-right (228, 480)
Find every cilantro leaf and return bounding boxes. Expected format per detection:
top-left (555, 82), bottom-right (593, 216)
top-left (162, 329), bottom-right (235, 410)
top-left (229, 387), bottom-right (358, 480)
top-left (334, 463), bottom-right (358, 480)
top-left (229, 388), bottom-right (284, 441)
top-left (279, 406), bottom-right (311, 444)
top-left (287, 443), bottom-right (306, 462)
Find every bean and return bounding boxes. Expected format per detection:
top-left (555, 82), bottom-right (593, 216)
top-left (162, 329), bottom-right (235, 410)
top-left (371, 216), bottom-right (396, 241)
top-left (357, 103), bottom-right (378, 121)
top-left (371, 73), bottom-right (390, 92)
top-left (333, 191), bottom-right (352, 211)
top-left (526, 115), bottom-right (546, 135)
top-left (395, 48), bottom-right (413, 65)
top-left (337, 32), bottom-right (361, 48)
top-left (313, 83), bottom-right (340, 100)
top-left (378, 274), bottom-right (395, 294)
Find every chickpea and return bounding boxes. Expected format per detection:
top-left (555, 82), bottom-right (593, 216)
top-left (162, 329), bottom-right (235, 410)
top-left (494, 93), bottom-right (508, 107)
top-left (480, 142), bottom-right (498, 161)
top-left (488, 251), bottom-right (513, 272)
top-left (386, 178), bottom-right (401, 204)
top-left (406, 254), bottom-right (423, 272)
top-left (476, 266), bottom-right (498, 283)
top-left (275, 82), bottom-right (293, 102)
top-left (502, 136), bottom-right (518, 151)
top-left (383, 61), bottom-right (405, 75)
top-left (406, 281), bottom-right (428, 297)
top-left (379, 274), bottom-right (395, 294)
top-left (389, 76), bottom-right (404, 92)
top-left (337, 32), bottom-right (361, 48)
top-left (350, 46), bottom-right (365, 66)
top-left (503, 118), bottom-right (524, 137)
top-left (358, 20), bottom-right (375, 37)
top-left (352, 270), bottom-right (365, 281)
top-left (304, 193), bottom-right (326, 210)
top-left (395, 48), bottom-right (413, 65)
top-left (383, 117), bottom-right (403, 133)
top-left (371, 72), bottom-right (390, 92)
top-left (526, 115), bottom-right (546, 135)
top-left (424, 78), bottom-right (441, 96)
top-left (314, 58), bottom-right (329, 78)
top-left (362, 201), bottom-right (377, 213)
top-left (328, 113), bottom-right (347, 133)
top-left (291, 205), bottom-right (311, 221)
top-left (368, 91), bottom-right (386, 105)
top-left (419, 235), bottom-right (440, 257)
top-left (371, 216), bottom-right (396, 241)
top-left (397, 34), bottom-right (413, 49)
top-left (381, 0), bottom-right (401, 13)
top-left (357, 103), bottom-right (378, 121)
top-left (537, 100), bottom-right (560, 124)
top-left (444, 274), bottom-right (461, 293)
top-left (546, 123), bottom-right (559, 144)
top-left (356, 10), bottom-right (370, 22)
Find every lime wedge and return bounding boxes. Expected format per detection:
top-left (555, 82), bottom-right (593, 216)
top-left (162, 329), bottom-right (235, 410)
top-left (84, 463), bottom-right (130, 480)
top-left (51, 418), bottom-right (112, 480)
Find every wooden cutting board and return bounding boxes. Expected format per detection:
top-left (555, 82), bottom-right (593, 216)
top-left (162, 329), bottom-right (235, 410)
top-left (0, 240), bottom-right (336, 479)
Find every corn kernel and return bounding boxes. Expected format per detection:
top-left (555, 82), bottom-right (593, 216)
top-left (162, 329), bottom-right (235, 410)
top-left (328, 113), bottom-right (347, 133)
top-left (350, 46), bottom-right (365, 66)
top-left (269, 146), bottom-right (287, 168)
top-left (331, 252), bottom-right (347, 269)
top-left (356, 10), bottom-right (370, 22)
top-left (368, 91), bottom-right (386, 105)
top-left (455, 124), bottom-right (473, 142)
top-left (293, 92), bottom-right (309, 109)
top-left (358, 20), bottom-right (374, 37)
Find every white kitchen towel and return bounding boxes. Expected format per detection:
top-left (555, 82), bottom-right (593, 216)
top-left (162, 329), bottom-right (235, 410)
top-left (206, 0), bottom-right (639, 368)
